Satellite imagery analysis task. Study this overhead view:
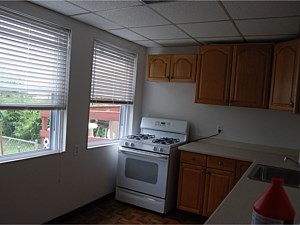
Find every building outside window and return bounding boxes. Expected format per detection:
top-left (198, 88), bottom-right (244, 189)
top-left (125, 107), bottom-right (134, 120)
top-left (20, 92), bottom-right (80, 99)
top-left (88, 41), bottom-right (137, 148)
top-left (0, 7), bottom-right (71, 161)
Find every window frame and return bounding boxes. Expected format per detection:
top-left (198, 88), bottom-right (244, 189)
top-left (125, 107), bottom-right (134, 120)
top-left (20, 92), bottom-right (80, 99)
top-left (0, 7), bottom-right (71, 163)
top-left (87, 104), bottom-right (130, 149)
top-left (0, 110), bottom-right (66, 163)
top-left (87, 40), bottom-right (137, 149)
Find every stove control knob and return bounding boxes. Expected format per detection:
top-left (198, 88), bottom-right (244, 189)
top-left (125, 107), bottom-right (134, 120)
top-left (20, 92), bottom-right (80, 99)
top-left (153, 146), bottom-right (158, 151)
top-left (159, 148), bottom-right (164, 153)
top-left (130, 143), bottom-right (134, 147)
top-left (124, 142), bottom-right (129, 146)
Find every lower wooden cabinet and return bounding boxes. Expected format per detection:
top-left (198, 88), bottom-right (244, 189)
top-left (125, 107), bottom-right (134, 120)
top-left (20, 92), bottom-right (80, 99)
top-left (177, 151), bottom-right (251, 217)
top-left (235, 160), bottom-right (252, 183)
top-left (202, 168), bottom-right (235, 216)
top-left (177, 163), bottom-right (206, 214)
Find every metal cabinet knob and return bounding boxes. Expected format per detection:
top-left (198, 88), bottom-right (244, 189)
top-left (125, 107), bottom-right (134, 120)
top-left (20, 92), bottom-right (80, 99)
top-left (218, 161), bottom-right (223, 166)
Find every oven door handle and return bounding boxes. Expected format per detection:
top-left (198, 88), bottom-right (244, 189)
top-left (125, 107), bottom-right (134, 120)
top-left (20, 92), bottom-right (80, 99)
top-left (119, 148), bottom-right (169, 160)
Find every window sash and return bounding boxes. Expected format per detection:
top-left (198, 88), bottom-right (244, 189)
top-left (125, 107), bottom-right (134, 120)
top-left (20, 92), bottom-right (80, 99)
top-left (90, 41), bottom-right (136, 104)
top-left (0, 7), bottom-right (71, 110)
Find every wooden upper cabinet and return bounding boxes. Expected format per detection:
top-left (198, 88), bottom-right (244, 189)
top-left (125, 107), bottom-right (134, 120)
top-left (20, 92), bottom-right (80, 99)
top-left (148, 55), bottom-right (170, 81)
top-left (269, 39), bottom-right (300, 112)
top-left (148, 54), bottom-right (197, 82)
top-left (195, 44), bottom-right (273, 109)
top-left (195, 45), bottom-right (233, 105)
top-left (171, 55), bottom-right (197, 82)
top-left (230, 44), bottom-right (273, 108)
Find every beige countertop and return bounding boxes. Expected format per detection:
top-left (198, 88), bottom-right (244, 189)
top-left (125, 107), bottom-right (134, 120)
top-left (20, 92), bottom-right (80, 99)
top-left (178, 139), bottom-right (300, 224)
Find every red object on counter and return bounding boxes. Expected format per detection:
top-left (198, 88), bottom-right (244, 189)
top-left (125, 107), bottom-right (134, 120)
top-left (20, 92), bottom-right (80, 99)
top-left (252, 177), bottom-right (296, 224)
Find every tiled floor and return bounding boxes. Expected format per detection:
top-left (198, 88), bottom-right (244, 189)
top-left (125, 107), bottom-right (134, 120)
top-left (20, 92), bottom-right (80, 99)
top-left (47, 193), bottom-right (207, 224)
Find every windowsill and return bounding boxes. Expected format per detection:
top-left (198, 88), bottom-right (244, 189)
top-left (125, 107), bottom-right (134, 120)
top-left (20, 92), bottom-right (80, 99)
top-left (0, 149), bottom-right (63, 164)
top-left (87, 140), bottom-right (119, 149)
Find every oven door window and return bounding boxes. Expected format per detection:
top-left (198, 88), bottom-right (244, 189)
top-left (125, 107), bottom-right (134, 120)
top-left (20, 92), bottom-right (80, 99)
top-left (125, 158), bottom-right (158, 184)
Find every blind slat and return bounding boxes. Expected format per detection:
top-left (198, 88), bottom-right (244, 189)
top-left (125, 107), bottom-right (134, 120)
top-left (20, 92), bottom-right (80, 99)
top-left (0, 8), bottom-right (70, 110)
top-left (90, 41), bottom-right (136, 104)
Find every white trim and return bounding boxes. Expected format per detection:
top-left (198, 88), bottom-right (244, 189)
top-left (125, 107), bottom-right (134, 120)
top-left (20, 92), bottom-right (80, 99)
top-left (87, 140), bottom-right (119, 149)
top-left (0, 148), bottom-right (62, 164)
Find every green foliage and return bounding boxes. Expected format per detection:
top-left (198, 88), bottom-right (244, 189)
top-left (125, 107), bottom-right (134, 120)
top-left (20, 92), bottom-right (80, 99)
top-left (90, 119), bottom-right (107, 138)
top-left (94, 127), bottom-right (107, 138)
top-left (0, 110), bottom-right (42, 143)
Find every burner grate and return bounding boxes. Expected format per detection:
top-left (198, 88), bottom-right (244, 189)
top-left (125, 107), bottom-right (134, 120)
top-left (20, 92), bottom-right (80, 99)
top-left (127, 134), bottom-right (155, 140)
top-left (152, 137), bottom-right (180, 145)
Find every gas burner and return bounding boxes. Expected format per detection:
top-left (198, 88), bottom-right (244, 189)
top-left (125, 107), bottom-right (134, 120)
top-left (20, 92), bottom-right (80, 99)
top-left (152, 137), bottom-right (180, 145)
top-left (127, 134), bottom-right (155, 140)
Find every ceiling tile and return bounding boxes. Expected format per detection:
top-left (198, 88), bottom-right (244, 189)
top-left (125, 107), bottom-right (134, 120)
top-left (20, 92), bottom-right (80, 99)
top-left (150, 1), bottom-right (229, 23)
top-left (178, 21), bottom-right (240, 37)
top-left (71, 13), bottom-right (122, 30)
top-left (134, 40), bottom-right (161, 48)
top-left (244, 34), bottom-right (299, 42)
top-left (155, 39), bottom-right (199, 47)
top-left (131, 25), bottom-right (189, 40)
top-left (96, 6), bottom-right (170, 28)
top-left (196, 36), bottom-right (243, 44)
top-left (236, 17), bottom-right (300, 36)
top-left (108, 29), bottom-right (148, 41)
top-left (68, 0), bottom-right (143, 12)
top-left (223, 1), bottom-right (300, 19)
top-left (30, 0), bottom-right (88, 16)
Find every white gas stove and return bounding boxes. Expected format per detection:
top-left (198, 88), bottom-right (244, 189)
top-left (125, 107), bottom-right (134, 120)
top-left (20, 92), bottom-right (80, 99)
top-left (116, 117), bottom-right (189, 214)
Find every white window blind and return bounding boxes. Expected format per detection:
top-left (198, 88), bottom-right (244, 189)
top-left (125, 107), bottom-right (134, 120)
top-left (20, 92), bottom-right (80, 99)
top-left (0, 8), bottom-right (70, 110)
top-left (91, 41), bottom-right (136, 104)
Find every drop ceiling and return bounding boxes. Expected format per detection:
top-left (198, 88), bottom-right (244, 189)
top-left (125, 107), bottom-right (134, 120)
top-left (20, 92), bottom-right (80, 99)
top-left (29, 0), bottom-right (300, 48)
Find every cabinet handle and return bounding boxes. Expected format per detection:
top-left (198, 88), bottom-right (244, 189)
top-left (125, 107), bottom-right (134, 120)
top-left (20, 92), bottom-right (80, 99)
top-left (290, 101), bottom-right (294, 107)
top-left (218, 161), bottom-right (223, 166)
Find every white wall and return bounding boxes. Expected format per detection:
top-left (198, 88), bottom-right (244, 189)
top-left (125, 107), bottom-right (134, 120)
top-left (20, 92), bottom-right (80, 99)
top-left (0, 1), bottom-right (146, 223)
top-left (143, 47), bottom-right (300, 151)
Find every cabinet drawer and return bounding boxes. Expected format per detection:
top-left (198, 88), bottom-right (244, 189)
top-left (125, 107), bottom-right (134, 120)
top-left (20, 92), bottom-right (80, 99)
top-left (180, 151), bottom-right (206, 166)
top-left (207, 155), bottom-right (236, 172)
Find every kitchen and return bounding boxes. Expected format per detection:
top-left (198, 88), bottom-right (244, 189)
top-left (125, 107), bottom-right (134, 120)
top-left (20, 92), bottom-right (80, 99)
top-left (0, 0), bottom-right (300, 224)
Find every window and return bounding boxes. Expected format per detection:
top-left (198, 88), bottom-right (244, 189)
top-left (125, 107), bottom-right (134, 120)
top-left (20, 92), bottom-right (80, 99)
top-left (88, 41), bottom-right (136, 147)
top-left (0, 8), bottom-right (71, 161)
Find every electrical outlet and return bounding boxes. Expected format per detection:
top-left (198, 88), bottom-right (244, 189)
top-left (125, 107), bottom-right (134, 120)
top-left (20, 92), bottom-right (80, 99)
top-left (74, 145), bottom-right (79, 156)
top-left (217, 125), bottom-right (223, 133)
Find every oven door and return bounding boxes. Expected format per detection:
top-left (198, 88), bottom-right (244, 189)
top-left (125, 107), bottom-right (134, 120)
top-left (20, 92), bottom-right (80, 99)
top-left (117, 146), bottom-right (169, 198)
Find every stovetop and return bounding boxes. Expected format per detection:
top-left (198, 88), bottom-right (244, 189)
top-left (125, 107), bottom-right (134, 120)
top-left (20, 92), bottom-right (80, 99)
top-left (126, 134), bottom-right (180, 145)
top-left (120, 117), bottom-right (189, 155)
top-left (120, 133), bottom-right (186, 155)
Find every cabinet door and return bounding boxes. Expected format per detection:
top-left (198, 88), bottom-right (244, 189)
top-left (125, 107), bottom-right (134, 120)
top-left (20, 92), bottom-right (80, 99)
top-left (177, 163), bottom-right (206, 214)
top-left (235, 160), bottom-right (251, 183)
top-left (170, 55), bottom-right (197, 82)
top-left (202, 168), bottom-right (235, 217)
top-left (195, 45), bottom-right (233, 105)
top-left (230, 44), bottom-right (273, 108)
top-left (148, 55), bottom-right (170, 81)
top-left (269, 39), bottom-right (300, 111)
